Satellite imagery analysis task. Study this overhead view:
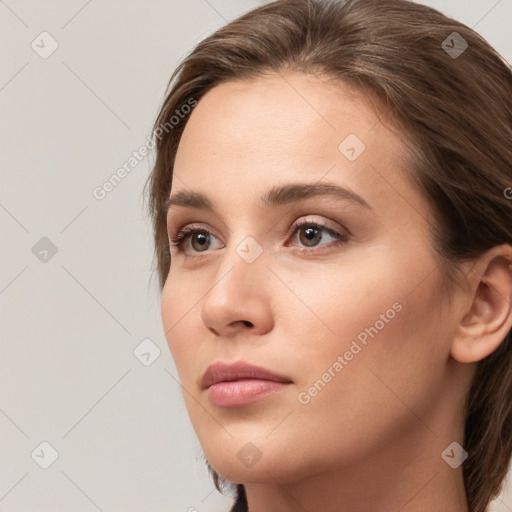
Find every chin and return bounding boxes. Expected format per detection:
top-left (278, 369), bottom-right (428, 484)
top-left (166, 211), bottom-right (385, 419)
top-left (210, 458), bottom-right (297, 486)
top-left (202, 438), bottom-right (322, 486)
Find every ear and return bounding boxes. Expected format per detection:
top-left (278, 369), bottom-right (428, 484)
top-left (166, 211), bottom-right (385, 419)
top-left (451, 244), bottom-right (512, 364)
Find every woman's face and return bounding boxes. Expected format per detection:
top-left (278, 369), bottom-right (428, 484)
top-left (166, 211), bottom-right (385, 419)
top-left (161, 72), bottom-right (467, 484)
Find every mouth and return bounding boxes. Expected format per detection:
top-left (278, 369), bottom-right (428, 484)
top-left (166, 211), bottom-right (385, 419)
top-left (201, 361), bottom-right (293, 408)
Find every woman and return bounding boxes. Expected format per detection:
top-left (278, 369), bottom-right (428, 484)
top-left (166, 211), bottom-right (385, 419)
top-left (144, 0), bottom-right (512, 510)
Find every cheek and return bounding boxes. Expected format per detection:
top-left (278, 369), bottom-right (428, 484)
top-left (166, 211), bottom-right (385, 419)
top-left (274, 257), bottom-right (398, 356)
top-left (161, 276), bottom-right (203, 382)
top-left (260, 284), bottom-right (448, 480)
top-left (293, 265), bottom-right (448, 439)
top-left (285, 250), bottom-right (448, 410)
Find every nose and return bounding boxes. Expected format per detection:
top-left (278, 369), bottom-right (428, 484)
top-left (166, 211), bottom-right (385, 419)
top-left (200, 242), bottom-right (274, 338)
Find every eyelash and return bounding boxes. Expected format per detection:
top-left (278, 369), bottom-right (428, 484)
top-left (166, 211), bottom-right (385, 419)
top-left (169, 219), bottom-right (349, 257)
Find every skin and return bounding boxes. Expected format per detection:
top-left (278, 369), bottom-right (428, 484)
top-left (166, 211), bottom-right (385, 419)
top-left (161, 71), bottom-right (512, 512)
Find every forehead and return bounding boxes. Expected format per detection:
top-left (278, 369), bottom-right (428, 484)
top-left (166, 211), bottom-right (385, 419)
top-left (172, 71), bottom-right (423, 217)
top-left (178, 72), bottom-right (391, 160)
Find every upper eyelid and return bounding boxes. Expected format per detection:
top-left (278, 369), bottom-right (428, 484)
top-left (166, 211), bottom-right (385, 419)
top-left (169, 216), bottom-right (342, 236)
top-left (288, 217), bottom-right (345, 234)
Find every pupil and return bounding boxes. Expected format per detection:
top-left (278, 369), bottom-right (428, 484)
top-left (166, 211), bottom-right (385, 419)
top-left (301, 226), bottom-right (320, 246)
top-left (192, 232), bottom-right (209, 251)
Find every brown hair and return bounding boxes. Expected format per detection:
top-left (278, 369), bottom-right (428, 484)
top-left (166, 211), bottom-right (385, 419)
top-left (143, 1), bottom-right (512, 510)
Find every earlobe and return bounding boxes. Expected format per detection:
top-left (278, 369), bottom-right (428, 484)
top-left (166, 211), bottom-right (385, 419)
top-left (450, 247), bottom-right (512, 364)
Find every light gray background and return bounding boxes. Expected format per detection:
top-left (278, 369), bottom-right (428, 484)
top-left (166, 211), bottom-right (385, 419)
top-left (0, 1), bottom-right (511, 511)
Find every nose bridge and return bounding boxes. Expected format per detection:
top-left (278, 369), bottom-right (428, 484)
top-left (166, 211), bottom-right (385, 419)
top-left (200, 231), bottom-right (272, 335)
top-left (213, 232), bottom-right (267, 299)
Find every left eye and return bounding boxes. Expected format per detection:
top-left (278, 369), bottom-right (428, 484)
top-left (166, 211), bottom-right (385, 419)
top-left (289, 222), bottom-right (346, 250)
top-left (169, 220), bottom-right (348, 256)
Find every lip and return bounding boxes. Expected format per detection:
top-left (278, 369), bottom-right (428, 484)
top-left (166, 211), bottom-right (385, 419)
top-left (201, 361), bottom-right (293, 407)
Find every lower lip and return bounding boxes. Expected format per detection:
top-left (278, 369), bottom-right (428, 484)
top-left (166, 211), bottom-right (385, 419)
top-left (207, 379), bottom-right (291, 407)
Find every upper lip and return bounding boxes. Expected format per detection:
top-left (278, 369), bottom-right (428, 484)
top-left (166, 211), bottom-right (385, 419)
top-left (201, 361), bottom-right (292, 389)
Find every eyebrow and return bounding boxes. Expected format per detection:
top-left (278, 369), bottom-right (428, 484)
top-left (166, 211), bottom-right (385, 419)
top-left (164, 182), bottom-right (372, 216)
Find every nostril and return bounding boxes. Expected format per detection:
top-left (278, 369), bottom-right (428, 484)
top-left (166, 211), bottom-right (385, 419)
top-left (242, 320), bottom-right (253, 327)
